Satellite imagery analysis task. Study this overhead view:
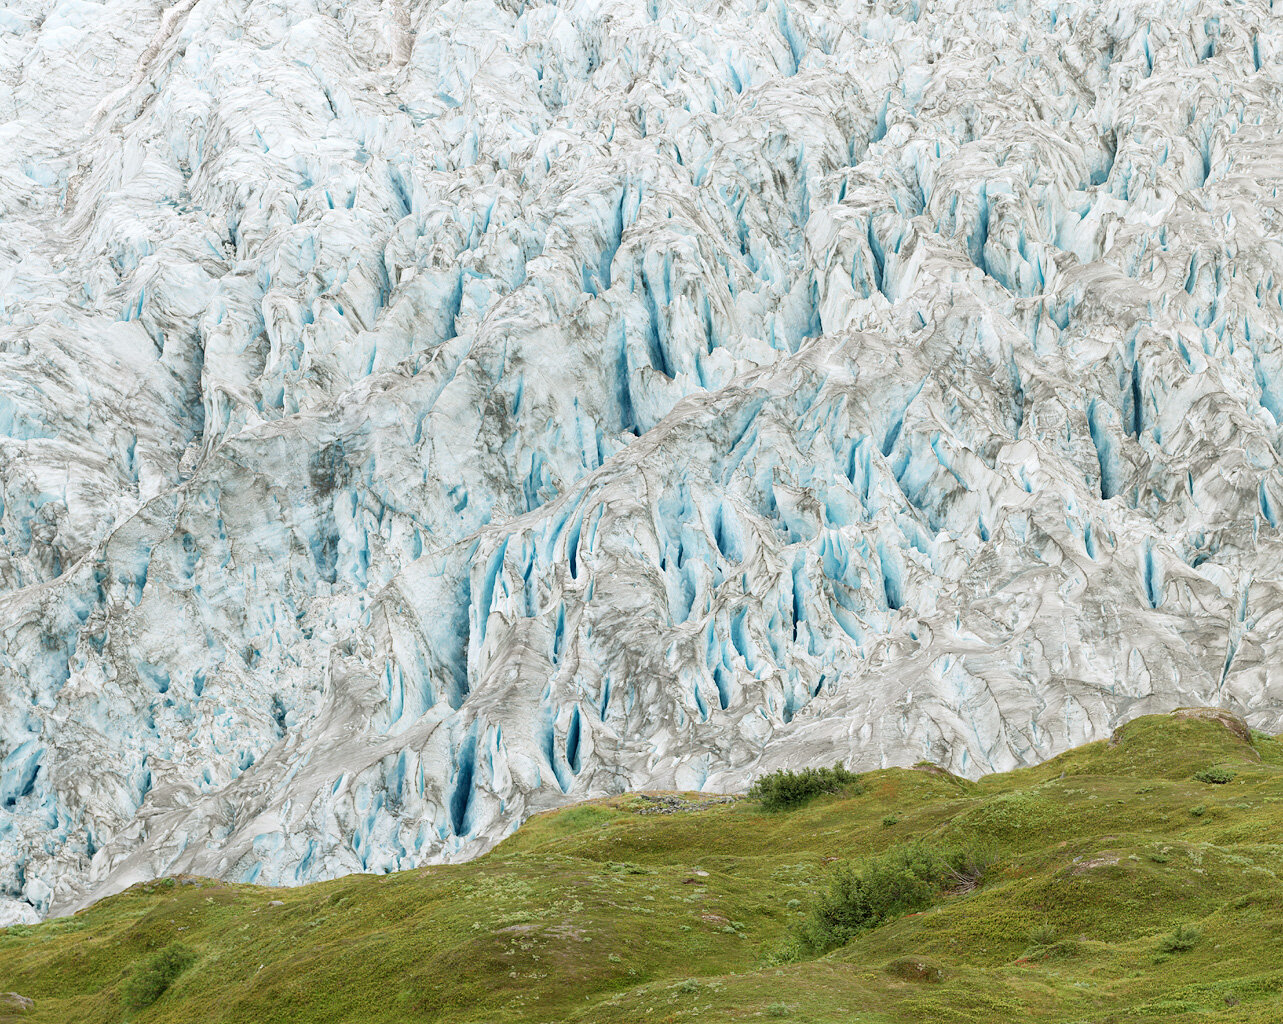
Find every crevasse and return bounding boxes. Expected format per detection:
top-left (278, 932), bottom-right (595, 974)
top-left (1, 0), bottom-right (1282, 924)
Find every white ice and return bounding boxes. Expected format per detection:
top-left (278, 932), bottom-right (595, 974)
top-left (1, 0), bottom-right (1282, 919)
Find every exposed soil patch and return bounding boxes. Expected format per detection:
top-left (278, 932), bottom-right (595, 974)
top-left (1069, 854), bottom-right (1120, 875)
top-left (632, 794), bottom-right (739, 815)
top-left (885, 956), bottom-right (945, 983)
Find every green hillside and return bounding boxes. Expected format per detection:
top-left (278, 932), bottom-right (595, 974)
top-left (2, 709), bottom-right (1282, 1023)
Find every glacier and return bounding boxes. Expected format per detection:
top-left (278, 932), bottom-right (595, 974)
top-left (2, 0), bottom-right (1283, 924)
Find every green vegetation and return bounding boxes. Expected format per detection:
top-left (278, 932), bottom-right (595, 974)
top-left (1157, 923), bottom-right (1203, 954)
top-left (1194, 767), bottom-right (1236, 785)
top-left (794, 842), bottom-right (987, 954)
top-left (1027, 922), bottom-right (1057, 946)
top-left (121, 945), bottom-right (197, 1010)
top-left (747, 763), bottom-right (863, 810)
top-left (1, 710), bottom-right (1282, 1022)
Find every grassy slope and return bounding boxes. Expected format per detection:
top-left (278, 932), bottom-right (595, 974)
top-left (2, 710), bottom-right (1282, 1023)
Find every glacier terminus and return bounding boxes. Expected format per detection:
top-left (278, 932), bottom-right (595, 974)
top-left (2, 0), bottom-right (1283, 924)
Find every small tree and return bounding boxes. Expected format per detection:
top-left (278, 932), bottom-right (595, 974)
top-left (1158, 923), bottom-right (1202, 953)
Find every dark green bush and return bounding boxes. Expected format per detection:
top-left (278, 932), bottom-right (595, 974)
top-left (797, 844), bottom-right (988, 953)
top-left (748, 763), bottom-right (862, 811)
top-left (122, 943), bottom-right (197, 1010)
top-left (1193, 767), bottom-right (1235, 785)
top-left (1158, 923), bottom-right (1202, 952)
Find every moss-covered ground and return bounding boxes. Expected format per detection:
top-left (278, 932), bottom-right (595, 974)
top-left (2, 709), bottom-right (1282, 1022)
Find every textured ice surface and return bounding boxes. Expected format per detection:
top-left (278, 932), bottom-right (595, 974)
top-left (3, 0), bottom-right (1283, 921)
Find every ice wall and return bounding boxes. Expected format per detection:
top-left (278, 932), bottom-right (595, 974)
top-left (2, 0), bottom-right (1283, 921)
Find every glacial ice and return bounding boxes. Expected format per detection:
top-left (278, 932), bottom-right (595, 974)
top-left (2, 0), bottom-right (1283, 921)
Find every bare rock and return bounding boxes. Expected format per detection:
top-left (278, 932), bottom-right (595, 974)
top-left (0, 993), bottom-right (34, 1015)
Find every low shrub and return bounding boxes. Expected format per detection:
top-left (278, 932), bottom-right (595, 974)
top-left (122, 944), bottom-right (197, 1010)
top-left (1193, 767), bottom-right (1235, 785)
top-left (939, 844), bottom-right (993, 894)
top-left (1018, 922), bottom-right (1064, 961)
top-left (749, 763), bottom-right (862, 811)
top-left (796, 843), bottom-right (989, 953)
top-left (1158, 923), bottom-right (1202, 953)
